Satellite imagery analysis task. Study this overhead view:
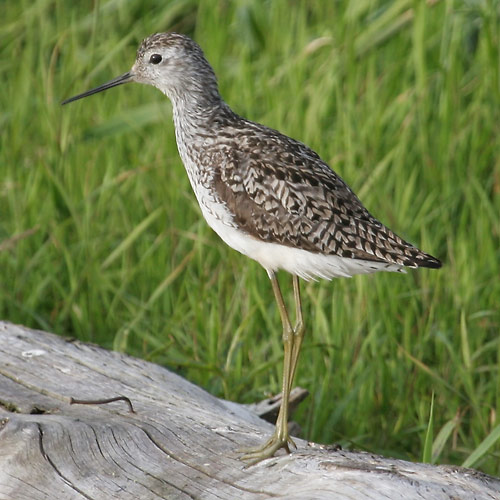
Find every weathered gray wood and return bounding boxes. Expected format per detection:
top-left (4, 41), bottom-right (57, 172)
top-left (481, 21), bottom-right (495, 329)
top-left (0, 321), bottom-right (498, 500)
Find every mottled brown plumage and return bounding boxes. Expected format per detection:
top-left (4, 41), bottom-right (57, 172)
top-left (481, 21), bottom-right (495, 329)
top-left (208, 119), bottom-right (439, 268)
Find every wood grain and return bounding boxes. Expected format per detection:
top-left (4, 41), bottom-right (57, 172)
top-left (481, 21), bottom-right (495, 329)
top-left (0, 321), bottom-right (498, 499)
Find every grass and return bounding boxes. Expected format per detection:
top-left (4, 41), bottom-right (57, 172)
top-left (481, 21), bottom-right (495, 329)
top-left (1, 0), bottom-right (499, 475)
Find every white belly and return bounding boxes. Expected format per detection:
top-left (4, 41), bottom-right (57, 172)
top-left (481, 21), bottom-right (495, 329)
top-left (201, 207), bottom-right (404, 281)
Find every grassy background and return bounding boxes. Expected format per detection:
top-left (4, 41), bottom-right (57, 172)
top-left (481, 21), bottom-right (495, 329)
top-left (1, 0), bottom-right (499, 475)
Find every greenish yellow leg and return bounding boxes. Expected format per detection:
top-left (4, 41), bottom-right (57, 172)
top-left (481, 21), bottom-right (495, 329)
top-left (240, 273), bottom-right (305, 465)
top-left (288, 275), bottom-right (305, 390)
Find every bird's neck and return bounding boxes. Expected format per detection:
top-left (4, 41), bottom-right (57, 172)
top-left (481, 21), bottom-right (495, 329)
top-left (166, 88), bottom-right (235, 183)
top-left (169, 87), bottom-right (234, 144)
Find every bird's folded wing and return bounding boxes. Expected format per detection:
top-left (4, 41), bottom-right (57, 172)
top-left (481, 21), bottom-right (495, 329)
top-left (211, 126), bottom-right (439, 269)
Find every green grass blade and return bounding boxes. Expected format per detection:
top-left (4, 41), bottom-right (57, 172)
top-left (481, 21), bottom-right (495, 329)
top-left (462, 424), bottom-right (500, 469)
top-left (422, 392), bottom-right (435, 463)
top-left (432, 415), bottom-right (459, 464)
top-left (101, 207), bottom-right (163, 269)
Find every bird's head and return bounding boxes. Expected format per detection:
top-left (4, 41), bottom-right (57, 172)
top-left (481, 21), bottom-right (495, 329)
top-left (62, 32), bottom-right (219, 106)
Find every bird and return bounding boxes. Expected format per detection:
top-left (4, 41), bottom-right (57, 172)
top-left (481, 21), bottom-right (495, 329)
top-left (62, 32), bottom-right (441, 464)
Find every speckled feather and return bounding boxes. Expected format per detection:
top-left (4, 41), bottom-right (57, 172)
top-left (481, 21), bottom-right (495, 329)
top-left (209, 119), bottom-right (440, 268)
top-left (135, 33), bottom-right (441, 273)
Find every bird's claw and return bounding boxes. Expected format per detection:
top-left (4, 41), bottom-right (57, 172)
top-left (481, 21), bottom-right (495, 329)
top-left (239, 433), bottom-right (296, 466)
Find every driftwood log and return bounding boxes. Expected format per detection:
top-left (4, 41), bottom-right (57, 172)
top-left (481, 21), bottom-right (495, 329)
top-left (0, 321), bottom-right (498, 500)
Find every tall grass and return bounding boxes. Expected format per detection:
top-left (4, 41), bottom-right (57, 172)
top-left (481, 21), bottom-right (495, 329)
top-left (1, 0), bottom-right (499, 475)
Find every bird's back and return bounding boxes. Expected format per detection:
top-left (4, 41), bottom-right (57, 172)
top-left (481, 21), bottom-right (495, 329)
top-left (189, 110), bottom-right (441, 277)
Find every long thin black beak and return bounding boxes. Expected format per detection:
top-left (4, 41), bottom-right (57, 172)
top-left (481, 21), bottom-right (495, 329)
top-left (62, 72), bottom-right (134, 105)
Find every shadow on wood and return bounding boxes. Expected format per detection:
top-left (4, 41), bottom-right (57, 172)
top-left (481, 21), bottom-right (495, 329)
top-left (0, 321), bottom-right (498, 499)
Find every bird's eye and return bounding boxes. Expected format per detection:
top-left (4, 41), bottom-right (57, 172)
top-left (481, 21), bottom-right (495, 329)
top-left (149, 54), bottom-right (162, 64)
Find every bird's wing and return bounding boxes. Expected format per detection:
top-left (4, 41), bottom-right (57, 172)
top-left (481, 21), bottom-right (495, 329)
top-left (212, 124), bottom-right (439, 268)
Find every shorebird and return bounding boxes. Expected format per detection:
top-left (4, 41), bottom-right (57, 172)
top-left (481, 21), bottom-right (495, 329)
top-left (63, 32), bottom-right (441, 464)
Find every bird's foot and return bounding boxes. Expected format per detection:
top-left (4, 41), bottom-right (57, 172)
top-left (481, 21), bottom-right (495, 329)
top-left (239, 432), bottom-right (296, 466)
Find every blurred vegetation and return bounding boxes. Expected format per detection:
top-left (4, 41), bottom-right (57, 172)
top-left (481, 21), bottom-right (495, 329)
top-left (1, 0), bottom-right (499, 474)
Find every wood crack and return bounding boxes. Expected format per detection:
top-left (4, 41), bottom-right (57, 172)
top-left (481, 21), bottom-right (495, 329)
top-left (108, 427), bottom-right (191, 499)
top-left (37, 423), bottom-right (94, 500)
top-left (142, 426), bottom-right (278, 498)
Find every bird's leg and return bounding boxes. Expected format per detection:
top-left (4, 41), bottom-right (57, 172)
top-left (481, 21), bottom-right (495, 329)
top-left (288, 275), bottom-right (305, 391)
top-left (240, 272), bottom-right (300, 464)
